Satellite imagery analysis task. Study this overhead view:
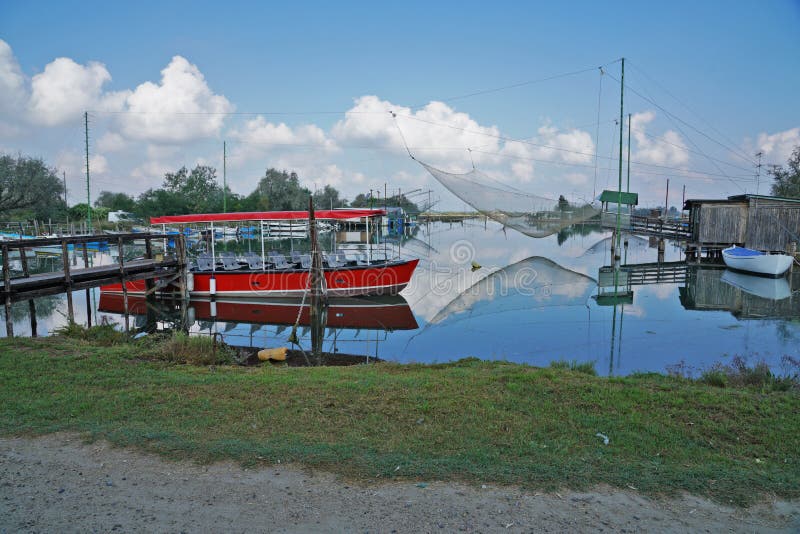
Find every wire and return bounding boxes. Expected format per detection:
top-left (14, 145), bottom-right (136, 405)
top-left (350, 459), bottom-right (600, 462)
top-left (627, 61), bottom-right (755, 164)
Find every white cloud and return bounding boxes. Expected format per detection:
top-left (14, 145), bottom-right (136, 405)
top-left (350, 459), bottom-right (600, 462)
top-left (332, 95), bottom-right (502, 168)
top-left (631, 111), bottom-right (689, 166)
top-left (97, 132), bottom-right (126, 152)
top-left (116, 56), bottom-right (233, 143)
top-left (28, 57), bottom-right (122, 126)
top-left (0, 39), bottom-right (26, 114)
top-left (756, 127), bottom-right (799, 164)
top-left (530, 123), bottom-right (594, 165)
top-left (228, 116), bottom-right (337, 164)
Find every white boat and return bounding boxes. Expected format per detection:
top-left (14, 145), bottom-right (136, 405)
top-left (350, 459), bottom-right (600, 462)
top-left (721, 245), bottom-right (794, 276)
top-left (720, 269), bottom-right (792, 300)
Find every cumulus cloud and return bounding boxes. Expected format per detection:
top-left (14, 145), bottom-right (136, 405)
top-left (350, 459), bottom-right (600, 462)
top-left (631, 111), bottom-right (689, 166)
top-left (332, 95), bottom-right (502, 168)
top-left (116, 56), bottom-right (233, 143)
top-left (97, 132), bottom-right (126, 152)
top-left (0, 40), bottom-right (26, 114)
top-left (228, 116), bottom-right (337, 164)
top-left (28, 57), bottom-right (124, 126)
top-left (756, 127), bottom-right (799, 164)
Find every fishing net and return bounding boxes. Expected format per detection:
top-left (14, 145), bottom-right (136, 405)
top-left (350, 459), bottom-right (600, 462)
top-left (419, 161), bottom-right (600, 238)
top-left (429, 256), bottom-right (597, 325)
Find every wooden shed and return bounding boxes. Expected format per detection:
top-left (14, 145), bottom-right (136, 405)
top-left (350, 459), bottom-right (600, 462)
top-left (684, 194), bottom-right (800, 253)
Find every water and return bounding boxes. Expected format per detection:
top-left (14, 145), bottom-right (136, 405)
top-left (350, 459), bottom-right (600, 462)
top-left (3, 220), bottom-right (799, 376)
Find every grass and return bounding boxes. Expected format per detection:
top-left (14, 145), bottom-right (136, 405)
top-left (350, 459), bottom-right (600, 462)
top-left (1, 334), bottom-right (799, 506)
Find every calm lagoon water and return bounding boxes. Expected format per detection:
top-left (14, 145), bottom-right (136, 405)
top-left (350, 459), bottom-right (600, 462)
top-left (3, 220), bottom-right (799, 376)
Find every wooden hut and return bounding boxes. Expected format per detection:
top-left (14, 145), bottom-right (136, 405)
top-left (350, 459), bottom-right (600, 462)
top-left (684, 194), bottom-right (800, 255)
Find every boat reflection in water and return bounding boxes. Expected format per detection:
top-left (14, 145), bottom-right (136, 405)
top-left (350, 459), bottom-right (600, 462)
top-left (680, 266), bottom-right (799, 319)
top-left (98, 293), bottom-right (418, 363)
top-left (720, 269), bottom-right (792, 301)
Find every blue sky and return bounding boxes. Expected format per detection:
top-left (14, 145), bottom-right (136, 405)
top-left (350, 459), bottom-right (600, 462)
top-left (1, 0), bottom-right (799, 208)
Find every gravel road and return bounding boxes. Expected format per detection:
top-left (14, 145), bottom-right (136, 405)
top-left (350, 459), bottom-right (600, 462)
top-left (1, 434), bottom-right (797, 533)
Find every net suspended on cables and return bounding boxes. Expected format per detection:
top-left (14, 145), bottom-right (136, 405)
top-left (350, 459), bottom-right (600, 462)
top-left (419, 160), bottom-right (600, 238)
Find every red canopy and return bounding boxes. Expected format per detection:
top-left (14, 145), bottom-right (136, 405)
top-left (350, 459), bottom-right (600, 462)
top-left (151, 209), bottom-right (385, 225)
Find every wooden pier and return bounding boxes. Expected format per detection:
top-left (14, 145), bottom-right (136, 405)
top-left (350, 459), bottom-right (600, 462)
top-left (1, 233), bottom-right (186, 336)
top-left (600, 213), bottom-right (691, 241)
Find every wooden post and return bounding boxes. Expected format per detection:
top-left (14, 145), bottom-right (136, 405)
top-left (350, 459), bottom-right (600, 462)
top-left (117, 236), bottom-right (129, 332)
top-left (20, 240), bottom-right (29, 279)
top-left (28, 299), bottom-right (37, 337)
top-left (82, 242), bottom-right (91, 328)
top-left (144, 235), bottom-right (154, 294)
top-left (2, 243), bottom-right (13, 337)
top-left (61, 239), bottom-right (74, 323)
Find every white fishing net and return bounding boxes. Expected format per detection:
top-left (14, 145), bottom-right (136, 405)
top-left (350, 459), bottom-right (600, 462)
top-left (420, 161), bottom-right (600, 238)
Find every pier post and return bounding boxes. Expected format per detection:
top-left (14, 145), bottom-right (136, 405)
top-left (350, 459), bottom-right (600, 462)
top-left (144, 235), bottom-right (154, 294)
top-left (61, 239), bottom-right (74, 323)
top-left (28, 299), bottom-right (37, 337)
top-left (82, 242), bottom-right (92, 327)
top-left (117, 237), bottom-right (129, 333)
top-left (2, 243), bottom-right (13, 337)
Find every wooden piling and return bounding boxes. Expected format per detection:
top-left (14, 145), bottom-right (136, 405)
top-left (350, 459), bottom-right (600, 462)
top-left (60, 239), bottom-right (74, 323)
top-left (28, 299), bottom-right (37, 337)
top-left (82, 242), bottom-right (91, 327)
top-left (117, 236), bottom-right (129, 333)
top-left (2, 243), bottom-right (13, 337)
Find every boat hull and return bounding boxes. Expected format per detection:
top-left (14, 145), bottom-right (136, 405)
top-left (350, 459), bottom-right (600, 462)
top-left (721, 247), bottom-right (793, 276)
top-left (100, 259), bottom-right (419, 298)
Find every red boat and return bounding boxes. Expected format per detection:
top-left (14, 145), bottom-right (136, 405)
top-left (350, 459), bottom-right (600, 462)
top-left (98, 293), bottom-right (419, 331)
top-left (100, 209), bottom-right (419, 298)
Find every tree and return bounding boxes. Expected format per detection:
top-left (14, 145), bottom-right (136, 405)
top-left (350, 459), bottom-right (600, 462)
top-left (245, 168), bottom-right (312, 211)
top-left (313, 185), bottom-right (347, 210)
top-left (770, 146), bottom-right (800, 199)
top-left (95, 191), bottom-right (136, 212)
top-left (556, 195), bottom-right (570, 212)
top-left (0, 154), bottom-right (66, 219)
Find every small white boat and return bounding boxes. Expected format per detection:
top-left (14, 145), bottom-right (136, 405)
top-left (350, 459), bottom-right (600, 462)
top-left (720, 269), bottom-right (792, 300)
top-left (721, 245), bottom-right (794, 276)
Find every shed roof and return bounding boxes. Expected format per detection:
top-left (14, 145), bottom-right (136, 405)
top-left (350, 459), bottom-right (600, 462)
top-left (598, 190), bottom-right (638, 206)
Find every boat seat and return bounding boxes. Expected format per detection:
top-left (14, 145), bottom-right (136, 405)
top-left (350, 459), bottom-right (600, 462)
top-left (299, 254), bottom-right (312, 270)
top-left (196, 253), bottom-right (215, 271)
top-left (242, 252), bottom-right (264, 270)
top-left (323, 252), bottom-right (345, 268)
top-left (219, 251), bottom-right (242, 271)
top-left (268, 253), bottom-right (292, 270)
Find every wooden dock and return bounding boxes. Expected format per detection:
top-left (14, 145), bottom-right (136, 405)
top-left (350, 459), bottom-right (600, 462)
top-left (1, 233), bottom-right (186, 336)
top-left (601, 214), bottom-right (691, 241)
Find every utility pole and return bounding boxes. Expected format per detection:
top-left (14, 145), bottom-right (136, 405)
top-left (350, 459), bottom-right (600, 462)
top-left (614, 58), bottom-right (625, 255)
top-left (664, 178), bottom-right (670, 219)
top-left (755, 151), bottom-right (763, 195)
top-left (63, 171), bottom-right (68, 204)
top-left (223, 141), bottom-right (227, 213)
top-left (84, 111), bottom-right (91, 232)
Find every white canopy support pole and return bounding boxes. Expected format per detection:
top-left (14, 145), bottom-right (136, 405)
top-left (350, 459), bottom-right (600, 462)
top-left (260, 221), bottom-right (266, 271)
top-left (161, 224), bottom-right (166, 254)
top-left (366, 215), bottom-right (371, 264)
top-left (210, 222), bottom-right (216, 272)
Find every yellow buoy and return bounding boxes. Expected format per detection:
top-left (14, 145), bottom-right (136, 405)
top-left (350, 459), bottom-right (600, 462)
top-left (258, 347), bottom-right (288, 361)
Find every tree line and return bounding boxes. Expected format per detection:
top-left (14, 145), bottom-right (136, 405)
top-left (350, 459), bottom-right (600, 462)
top-left (0, 153), bottom-right (420, 222)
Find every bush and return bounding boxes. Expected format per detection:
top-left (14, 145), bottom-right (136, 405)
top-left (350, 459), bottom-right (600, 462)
top-left (137, 331), bottom-right (235, 365)
top-left (54, 322), bottom-right (128, 346)
top-left (550, 359), bottom-right (597, 376)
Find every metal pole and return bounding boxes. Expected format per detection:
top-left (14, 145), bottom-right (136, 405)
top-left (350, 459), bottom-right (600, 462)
top-left (223, 141), bottom-right (227, 213)
top-left (664, 179), bottom-right (670, 220)
top-left (63, 171), bottom-right (68, 205)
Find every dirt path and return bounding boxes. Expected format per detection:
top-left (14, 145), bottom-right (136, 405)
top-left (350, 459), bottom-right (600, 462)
top-left (1, 434), bottom-right (797, 533)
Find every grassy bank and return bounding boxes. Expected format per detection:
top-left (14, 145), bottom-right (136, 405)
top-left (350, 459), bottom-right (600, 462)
top-left (1, 334), bottom-right (798, 505)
